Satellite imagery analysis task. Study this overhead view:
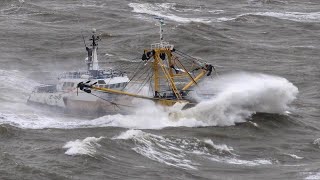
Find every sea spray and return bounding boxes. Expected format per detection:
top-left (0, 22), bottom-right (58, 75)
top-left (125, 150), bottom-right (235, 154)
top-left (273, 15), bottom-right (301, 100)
top-left (93, 72), bottom-right (298, 128)
top-left (0, 70), bottom-right (39, 101)
top-left (176, 72), bottom-right (299, 126)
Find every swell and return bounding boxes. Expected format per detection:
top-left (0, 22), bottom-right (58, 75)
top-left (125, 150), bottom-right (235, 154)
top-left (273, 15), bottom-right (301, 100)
top-left (0, 124), bottom-right (16, 138)
top-left (63, 129), bottom-right (274, 170)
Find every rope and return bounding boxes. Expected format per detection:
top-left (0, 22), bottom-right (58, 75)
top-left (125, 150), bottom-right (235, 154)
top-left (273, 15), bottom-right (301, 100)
top-left (121, 60), bottom-right (145, 90)
top-left (125, 62), bottom-right (151, 91)
top-left (174, 50), bottom-right (204, 67)
top-left (89, 92), bottom-right (135, 108)
top-left (135, 68), bottom-right (153, 95)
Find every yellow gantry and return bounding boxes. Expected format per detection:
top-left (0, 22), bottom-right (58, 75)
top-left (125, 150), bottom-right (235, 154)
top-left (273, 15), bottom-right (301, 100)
top-left (182, 69), bottom-right (207, 91)
top-left (149, 48), bottom-right (207, 95)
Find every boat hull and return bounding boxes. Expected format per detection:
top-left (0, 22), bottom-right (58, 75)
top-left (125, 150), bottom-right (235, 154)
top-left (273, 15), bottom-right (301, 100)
top-left (27, 91), bottom-right (133, 116)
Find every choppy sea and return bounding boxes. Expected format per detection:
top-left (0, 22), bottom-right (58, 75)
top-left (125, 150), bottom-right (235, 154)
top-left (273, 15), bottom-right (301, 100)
top-left (0, 0), bottom-right (319, 179)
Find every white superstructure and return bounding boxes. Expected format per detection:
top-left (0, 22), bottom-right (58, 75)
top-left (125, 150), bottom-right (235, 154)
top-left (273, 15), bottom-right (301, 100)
top-left (28, 29), bottom-right (130, 115)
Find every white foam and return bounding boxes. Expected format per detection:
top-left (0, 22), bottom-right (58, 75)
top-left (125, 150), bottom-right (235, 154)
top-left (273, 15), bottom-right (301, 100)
top-left (113, 129), bottom-right (198, 169)
top-left (93, 101), bottom-right (205, 129)
top-left (252, 11), bottom-right (320, 22)
top-left (208, 10), bottom-right (224, 14)
top-left (249, 121), bottom-right (259, 127)
top-left (113, 130), bottom-right (271, 168)
top-left (217, 17), bottom-right (236, 22)
top-left (176, 72), bottom-right (298, 126)
top-left (113, 129), bottom-right (144, 140)
top-left (63, 136), bottom-right (104, 156)
top-left (204, 139), bottom-right (234, 154)
top-left (219, 11), bottom-right (320, 22)
top-left (104, 53), bottom-right (114, 57)
top-left (284, 153), bottom-right (304, 160)
top-left (305, 172), bottom-right (320, 180)
top-left (197, 139), bottom-right (272, 166)
top-left (128, 3), bottom-right (210, 23)
top-left (213, 157), bottom-right (272, 166)
top-left (313, 138), bottom-right (320, 147)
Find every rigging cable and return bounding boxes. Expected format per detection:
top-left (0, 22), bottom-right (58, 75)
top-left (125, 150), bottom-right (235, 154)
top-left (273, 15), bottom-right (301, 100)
top-left (124, 61), bottom-right (151, 91)
top-left (135, 67), bottom-right (153, 95)
top-left (130, 64), bottom-right (153, 95)
top-left (89, 92), bottom-right (135, 108)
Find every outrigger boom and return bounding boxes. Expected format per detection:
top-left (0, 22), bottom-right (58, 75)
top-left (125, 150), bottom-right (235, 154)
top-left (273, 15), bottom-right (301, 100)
top-left (77, 82), bottom-right (189, 106)
top-left (77, 18), bottom-right (215, 107)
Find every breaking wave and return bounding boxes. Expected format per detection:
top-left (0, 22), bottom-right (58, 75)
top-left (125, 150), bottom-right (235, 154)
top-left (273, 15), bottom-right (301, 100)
top-left (219, 11), bottom-right (320, 22)
top-left (313, 138), bottom-right (320, 148)
top-left (175, 72), bottom-right (298, 126)
top-left (305, 172), bottom-right (320, 180)
top-left (250, 11), bottom-right (320, 22)
top-left (283, 153), bottom-right (304, 160)
top-left (63, 136), bottom-right (104, 157)
top-left (128, 3), bottom-right (211, 23)
top-left (112, 129), bottom-right (272, 169)
top-left (62, 130), bottom-right (273, 169)
top-left (113, 129), bottom-right (198, 169)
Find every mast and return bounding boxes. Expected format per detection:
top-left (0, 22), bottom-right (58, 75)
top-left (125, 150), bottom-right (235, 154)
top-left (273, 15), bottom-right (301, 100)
top-left (151, 18), bottom-right (181, 100)
top-left (91, 28), bottom-right (99, 70)
top-left (156, 17), bottom-right (164, 46)
top-left (85, 28), bottom-right (100, 71)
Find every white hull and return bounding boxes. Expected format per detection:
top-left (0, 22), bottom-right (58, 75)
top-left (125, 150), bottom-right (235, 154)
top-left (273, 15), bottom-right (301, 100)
top-left (28, 90), bottom-right (133, 115)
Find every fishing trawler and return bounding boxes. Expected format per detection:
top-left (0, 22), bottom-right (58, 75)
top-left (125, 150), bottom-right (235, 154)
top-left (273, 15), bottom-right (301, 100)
top-left (27, 29), bottom-right (130, 115)
top-left (77, 18), bottom-right (216, 109)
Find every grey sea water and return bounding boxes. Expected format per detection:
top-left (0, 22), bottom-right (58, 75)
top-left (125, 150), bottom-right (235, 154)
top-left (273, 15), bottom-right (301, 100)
top-left (0, 0), bottom-right (320, 179)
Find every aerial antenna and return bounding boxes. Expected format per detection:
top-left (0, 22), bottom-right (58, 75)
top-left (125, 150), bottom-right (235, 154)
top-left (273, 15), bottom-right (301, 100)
top-left (155, 17), bottom-right (165, 44)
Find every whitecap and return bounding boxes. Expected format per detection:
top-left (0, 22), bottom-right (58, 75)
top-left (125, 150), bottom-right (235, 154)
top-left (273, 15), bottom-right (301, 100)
top-left (209, 155), bottom-right (272, 166)
top-left (63, 136), bottom-right (104, 156)
top-left (305, 172), bottom-right (320, 180)
top-left (113, 130), bottom-right (271, 168)
top-left (113, 129), bottom-right (198, 170)
top-left (313, 138), bottom-right (320, 147)
top-left (283, 153), bottom-right (304, 160)
top-left (251, 11), bottom-right (320, 22)
top-left (128, 3), bottom-right (211, 23)
top-left (220, 11), bottom-right (320, 22)
top-left (203, 139), bottom-right (235, 154)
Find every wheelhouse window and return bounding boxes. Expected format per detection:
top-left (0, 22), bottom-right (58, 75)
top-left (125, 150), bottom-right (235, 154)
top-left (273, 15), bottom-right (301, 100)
top-left (97, 80), bottom-right (106, 84)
